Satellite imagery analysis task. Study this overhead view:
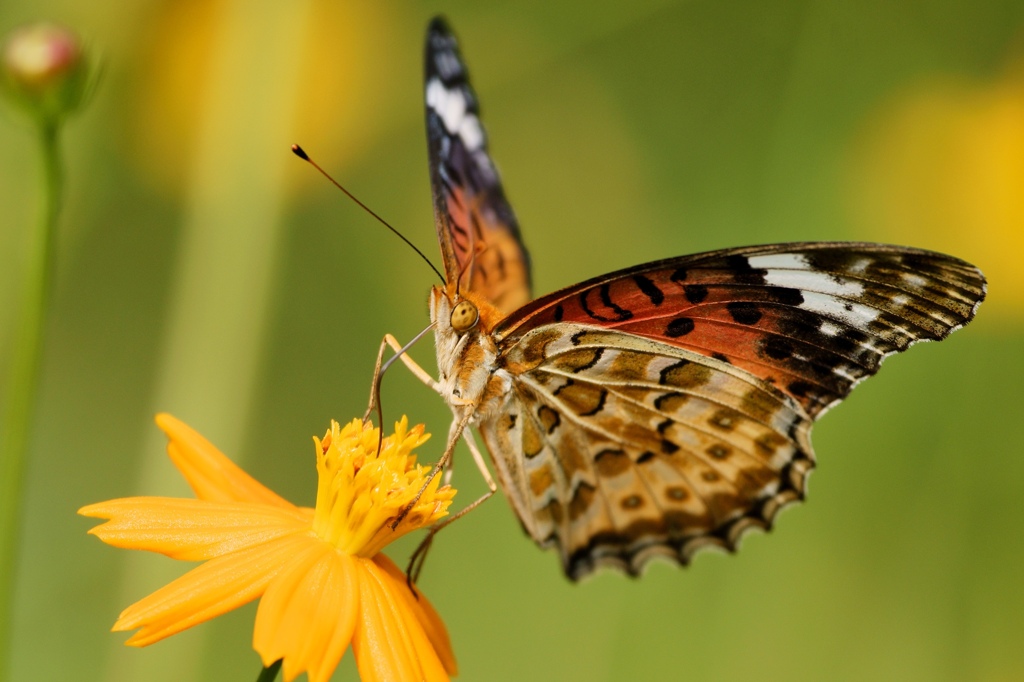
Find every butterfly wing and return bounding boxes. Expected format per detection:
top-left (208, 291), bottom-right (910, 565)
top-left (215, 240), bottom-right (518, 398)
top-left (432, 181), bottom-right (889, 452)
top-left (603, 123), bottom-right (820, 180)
top-left (495, 243), bottom-right (986, 419)
top-left (484, 243), bottom-right (984, 578)
top-left (483, 324), bottom-right (814, 579)
top-left (425, 18), bottom-right (532, 315)
top-left (421, 20), bottom-right (986, 580)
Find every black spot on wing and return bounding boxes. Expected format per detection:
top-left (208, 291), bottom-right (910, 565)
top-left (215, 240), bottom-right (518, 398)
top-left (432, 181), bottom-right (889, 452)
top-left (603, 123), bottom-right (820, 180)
top-left (761, 336), bottom-right (794, 360)
top-left (767, 286), bottom-right (804, 306)
top-left (665, 317), bottom-right (695, 337)
top-left (684, 284), bottom-right (708, 304)
top-left (722, 255), bottom-right (767, 285)
top-left (579, 284), bottom-right (633, 322)
top-left (633, 275), bottom-right (665, 306)
top-left (600, 283), bottom-right (633, 320)
top-left (726, 301), bottom-right (763, 325)
top-left (787, 381), bottom-right (812, 398)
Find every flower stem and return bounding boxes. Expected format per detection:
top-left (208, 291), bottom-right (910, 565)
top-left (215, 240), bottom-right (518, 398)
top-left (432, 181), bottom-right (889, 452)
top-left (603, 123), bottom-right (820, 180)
top-left (0, 120), bottom-right (62, 665)
top-left (255, 660), bottom-right (282, 682)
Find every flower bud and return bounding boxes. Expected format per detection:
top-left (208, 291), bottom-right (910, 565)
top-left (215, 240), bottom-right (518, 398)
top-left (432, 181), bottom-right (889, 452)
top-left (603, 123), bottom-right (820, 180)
top-left (1, 22), bottom-right (92, 125)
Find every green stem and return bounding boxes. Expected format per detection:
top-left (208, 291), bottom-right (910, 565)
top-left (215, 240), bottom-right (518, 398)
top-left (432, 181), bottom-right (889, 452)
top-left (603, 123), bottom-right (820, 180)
top-left (0, 120), bottom-right (62, 672)
top-left (255, 660), bottom-right (282, 682)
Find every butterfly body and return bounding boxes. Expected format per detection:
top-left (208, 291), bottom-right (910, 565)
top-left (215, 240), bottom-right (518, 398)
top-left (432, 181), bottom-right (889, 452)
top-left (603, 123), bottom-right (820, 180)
top-left (418, 18), bottom-right (985, 580)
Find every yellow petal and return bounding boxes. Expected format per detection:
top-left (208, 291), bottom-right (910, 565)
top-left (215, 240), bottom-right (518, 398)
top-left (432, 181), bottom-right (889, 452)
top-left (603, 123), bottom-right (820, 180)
top-left (79, 497), bottom-right (312, 560)
top-left (373, 554), bottom-right (457, 676)
top-left (253, 543), bottom-right (359, 682)
top-left (366, 559), bottom-right (451, 681)
top-left (116, 532), bottom-right (313, 646)
top-left (156, 413), bottom-right (296, 507)
top-left (353, 559), bottom-right (450, 682)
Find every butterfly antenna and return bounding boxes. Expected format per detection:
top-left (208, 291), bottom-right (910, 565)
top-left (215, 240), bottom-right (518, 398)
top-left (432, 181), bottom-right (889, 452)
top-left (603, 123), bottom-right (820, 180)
top-left (291, 144), bottom-right (445, 284)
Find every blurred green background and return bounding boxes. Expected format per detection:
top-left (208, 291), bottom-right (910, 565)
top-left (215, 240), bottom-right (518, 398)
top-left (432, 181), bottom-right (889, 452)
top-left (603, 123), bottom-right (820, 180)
top-left (2, 1), bottom-right (1023, 680)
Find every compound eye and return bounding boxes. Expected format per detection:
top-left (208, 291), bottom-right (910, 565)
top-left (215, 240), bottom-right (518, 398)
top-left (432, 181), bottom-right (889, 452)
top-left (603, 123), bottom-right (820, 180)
top-left (450, 300), bottom-right (479, 333)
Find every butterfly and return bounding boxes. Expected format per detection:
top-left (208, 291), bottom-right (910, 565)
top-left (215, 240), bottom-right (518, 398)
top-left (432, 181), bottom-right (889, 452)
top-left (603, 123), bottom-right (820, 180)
top-left (390, 17), bottom-right (986, 581)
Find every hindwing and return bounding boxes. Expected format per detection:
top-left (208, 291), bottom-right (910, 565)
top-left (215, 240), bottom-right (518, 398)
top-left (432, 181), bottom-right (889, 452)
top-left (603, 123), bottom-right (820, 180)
top-left (480, 324), bottom-right (814, 579)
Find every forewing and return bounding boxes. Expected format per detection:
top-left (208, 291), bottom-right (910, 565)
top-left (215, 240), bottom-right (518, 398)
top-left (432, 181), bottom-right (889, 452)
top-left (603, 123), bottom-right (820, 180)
top-left (495, 243), bottom-right (985, 419)
top-left (481, 324), bottom-right (815, 580)
top-left (425, 18), bottom-right (531, 315)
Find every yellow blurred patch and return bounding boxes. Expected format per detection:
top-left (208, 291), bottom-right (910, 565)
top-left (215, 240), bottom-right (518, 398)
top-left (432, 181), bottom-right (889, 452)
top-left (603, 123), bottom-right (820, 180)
top-left (128, 0), bottom-right (404, 196)
top-left (129, 0), bottom-right (220, 194)
top-left (287, 1), bottom-right (407, 195)
top-left (846, 58), bottom-right (1024, 327)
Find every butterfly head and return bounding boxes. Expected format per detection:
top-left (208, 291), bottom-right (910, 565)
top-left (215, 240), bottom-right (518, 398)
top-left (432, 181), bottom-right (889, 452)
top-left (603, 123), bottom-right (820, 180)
top-left (429, 283), bottom-right (506, 412)
top-left (430, 282), bottom-right (504, 337)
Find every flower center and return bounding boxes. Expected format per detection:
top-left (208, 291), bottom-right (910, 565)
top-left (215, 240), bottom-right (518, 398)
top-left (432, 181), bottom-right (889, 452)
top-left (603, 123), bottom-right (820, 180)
top-left (311, 418), bottom-right (453, 558)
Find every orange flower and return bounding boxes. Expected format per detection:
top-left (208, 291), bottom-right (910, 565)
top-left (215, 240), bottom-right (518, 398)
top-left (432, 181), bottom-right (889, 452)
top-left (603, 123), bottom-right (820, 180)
top-left (80, 414), bottom-right (457, 682)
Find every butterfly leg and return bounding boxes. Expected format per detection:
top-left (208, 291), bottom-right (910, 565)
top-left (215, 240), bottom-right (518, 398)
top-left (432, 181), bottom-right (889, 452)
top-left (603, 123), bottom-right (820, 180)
top-left (381, 333), bottom-right (440, 391)
top-left (363, 331), bottom-right (441, 424)
top-left (456, 426), bottom-right (497, 492)
top-left (362, 335), bottom-right (391, 424)
top-left (408, 430), bottom-right (498, 589)
top-left (408, 487), bottom-right (496, 589)
top-left (390, 408), bottom-right (474, 530)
